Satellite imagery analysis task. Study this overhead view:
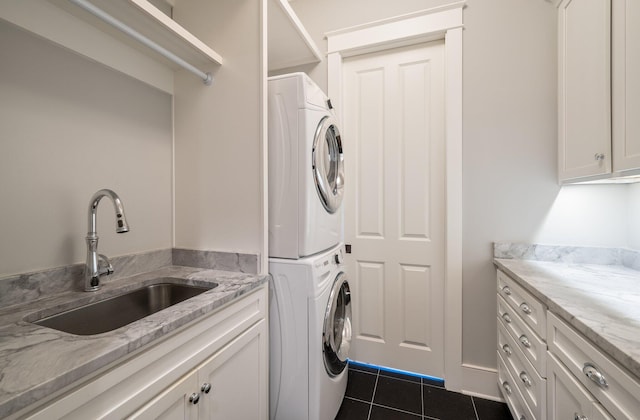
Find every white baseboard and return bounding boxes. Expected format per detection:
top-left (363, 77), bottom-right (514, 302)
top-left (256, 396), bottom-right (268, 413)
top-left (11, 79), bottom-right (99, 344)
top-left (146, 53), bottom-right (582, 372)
top-left (459, 363), bottom-right (503, 402)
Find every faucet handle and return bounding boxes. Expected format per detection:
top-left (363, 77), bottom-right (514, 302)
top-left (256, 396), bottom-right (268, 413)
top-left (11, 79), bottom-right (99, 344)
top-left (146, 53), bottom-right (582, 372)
top-left (98, 254), bottom-right (114, 276)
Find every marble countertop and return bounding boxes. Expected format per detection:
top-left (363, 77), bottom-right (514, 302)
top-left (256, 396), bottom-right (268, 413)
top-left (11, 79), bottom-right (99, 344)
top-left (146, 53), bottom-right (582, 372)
top-left (0, 266), bottom-right (268, 418)
top-left (494, 258), bottom-right (640, 379)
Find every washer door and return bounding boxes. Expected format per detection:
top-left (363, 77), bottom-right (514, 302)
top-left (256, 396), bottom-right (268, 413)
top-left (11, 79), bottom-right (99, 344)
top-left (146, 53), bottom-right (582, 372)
top-left (323, 273), bottom-right (352, 376)
top-left (312, 116), bottom-right (344, 214)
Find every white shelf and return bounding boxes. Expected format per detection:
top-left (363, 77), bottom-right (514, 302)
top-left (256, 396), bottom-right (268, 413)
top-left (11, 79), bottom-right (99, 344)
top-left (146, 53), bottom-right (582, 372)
top-left (0, 0), bottom-right (223, 93)
top-left (268, 0), bottom-right (322, 71)
top-left (55, 0), bottom-right (223, 68)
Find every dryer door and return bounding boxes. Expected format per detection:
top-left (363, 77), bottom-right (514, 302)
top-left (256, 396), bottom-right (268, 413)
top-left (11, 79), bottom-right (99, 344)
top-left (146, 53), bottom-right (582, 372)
top-left (312, 116), bottom-right (344, 214)
top-left (323, 272), bottom-right (352, 376)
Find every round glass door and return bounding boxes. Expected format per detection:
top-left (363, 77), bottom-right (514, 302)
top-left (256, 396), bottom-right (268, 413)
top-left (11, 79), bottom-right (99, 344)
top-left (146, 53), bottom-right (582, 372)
top-left (323, 273), bottom-right (352, 376)
top-left (312, 116), bottom-right (344, 214)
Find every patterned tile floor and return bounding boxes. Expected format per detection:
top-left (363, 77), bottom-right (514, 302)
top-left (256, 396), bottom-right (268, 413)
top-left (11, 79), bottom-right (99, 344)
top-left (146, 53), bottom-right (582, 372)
top-left (336, 362), bottom-right (513, 420)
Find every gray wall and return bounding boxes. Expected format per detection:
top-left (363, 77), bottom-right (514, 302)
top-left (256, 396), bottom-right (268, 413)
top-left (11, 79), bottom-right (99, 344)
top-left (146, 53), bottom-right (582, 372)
top-left (0, 22), bottom-right (173, 277)
top-left (286, 0), bottom-right (637, 371)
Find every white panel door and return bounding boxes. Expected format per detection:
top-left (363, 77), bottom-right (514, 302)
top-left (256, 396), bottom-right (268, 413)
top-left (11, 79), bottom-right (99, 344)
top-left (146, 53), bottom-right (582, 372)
top-left (342, 41), bottom-right (445, 377)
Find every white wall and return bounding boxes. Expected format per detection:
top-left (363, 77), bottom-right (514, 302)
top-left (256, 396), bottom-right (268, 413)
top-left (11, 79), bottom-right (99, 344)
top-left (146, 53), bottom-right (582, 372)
top-left (627, 183), bottom-right (640, 249)
top-left (0, 22), bottom-right (173, 278)
top-left (535, 184), bottom-right (630, 246)
top-left (288, 0), bottom-right (637, 375)
top-left (173, 0), bottom-right (265, 264)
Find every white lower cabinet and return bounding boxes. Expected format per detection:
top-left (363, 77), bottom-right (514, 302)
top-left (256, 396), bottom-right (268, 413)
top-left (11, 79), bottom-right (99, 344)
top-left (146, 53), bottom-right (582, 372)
top-left (131, 369), bottom-right (199, 420)
top-left (132, 319), bottom-right (267, 419)
top-left (547, 312), bottom-right (640, 420)
top-left (20, 286), bottom-right (268, 420)
top-left (498, 268), bottom-right (640, 419)
top-left (547, 353), bottom-right (613, 420)
top-left (497, 270), bottom-right (547, 419)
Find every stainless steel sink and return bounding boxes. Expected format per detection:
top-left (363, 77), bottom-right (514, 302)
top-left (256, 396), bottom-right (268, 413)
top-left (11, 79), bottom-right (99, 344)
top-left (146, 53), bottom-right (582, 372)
top-left (32, 280), bottom-right (216, 335)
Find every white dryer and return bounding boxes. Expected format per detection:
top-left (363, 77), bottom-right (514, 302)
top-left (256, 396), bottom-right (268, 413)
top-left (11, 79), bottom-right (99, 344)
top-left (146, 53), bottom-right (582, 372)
top-left (268, 73), bottom-right (344, 259)
top-left (269, 243), bottom-right (352, 420)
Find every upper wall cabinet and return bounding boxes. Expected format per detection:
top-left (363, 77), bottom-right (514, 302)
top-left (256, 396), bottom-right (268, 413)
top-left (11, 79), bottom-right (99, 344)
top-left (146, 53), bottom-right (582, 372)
top-left (612, 1), bottom-right (640, 172)
top-left (268, 0), bottom-right (322, 72)
top-left (557, 0), bottom-right (640, 183)
top-left (0, 0), bottom-right (223, 94)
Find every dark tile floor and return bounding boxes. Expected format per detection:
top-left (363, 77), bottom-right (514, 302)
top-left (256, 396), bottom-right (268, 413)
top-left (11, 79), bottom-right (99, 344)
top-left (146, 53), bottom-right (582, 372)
top-left (336, 362), bottom-right (513, 420)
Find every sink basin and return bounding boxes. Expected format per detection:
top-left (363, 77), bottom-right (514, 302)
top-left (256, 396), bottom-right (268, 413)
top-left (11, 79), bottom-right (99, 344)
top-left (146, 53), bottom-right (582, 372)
top-left (32, 280), bottom-right (216, 335)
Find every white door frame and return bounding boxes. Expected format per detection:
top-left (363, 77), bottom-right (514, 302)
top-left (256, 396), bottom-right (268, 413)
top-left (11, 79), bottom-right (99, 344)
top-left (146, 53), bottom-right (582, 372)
top-left (326, 2), bottom-right (464, 391)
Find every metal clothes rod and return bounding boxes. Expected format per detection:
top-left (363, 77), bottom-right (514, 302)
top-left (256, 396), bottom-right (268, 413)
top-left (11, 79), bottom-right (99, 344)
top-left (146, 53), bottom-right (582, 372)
top-left (68, 0), bottom-right (213, 85)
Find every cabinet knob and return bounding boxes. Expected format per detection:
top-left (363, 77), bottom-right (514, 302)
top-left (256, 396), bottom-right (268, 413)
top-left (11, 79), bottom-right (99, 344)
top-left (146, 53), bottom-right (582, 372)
top-left (201, 383), bottom-right (212, 394)
top-left (519, 334), bottom-right (531, 348)
top-left (519, 371), bottom-right (532, 387)
top-left (501, 286), bottom-right (512, 295)
top-left (520, 302), bottom-right (532, 315)
top-left (574, 413), bottom-right (588, 420)
top-left (502, 344), bottom-right (512, 356)
top-left (594, 153), bottom-right (605, 161)
top-left (583, 362), bottom-right (608, 389)
top-left (501, 313), bottom-right (512, 324)
top-left (502, 381), bottom-right (512, 395)
top-left (189, 393), bottom-right (200, 404)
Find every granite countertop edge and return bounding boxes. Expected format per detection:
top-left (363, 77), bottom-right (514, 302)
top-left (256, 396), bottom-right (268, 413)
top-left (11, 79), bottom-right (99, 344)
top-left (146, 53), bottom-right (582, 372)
top-left (493, 258), bottom-right (640, 380)
top-left (0, 266), bottom-right (269, 418)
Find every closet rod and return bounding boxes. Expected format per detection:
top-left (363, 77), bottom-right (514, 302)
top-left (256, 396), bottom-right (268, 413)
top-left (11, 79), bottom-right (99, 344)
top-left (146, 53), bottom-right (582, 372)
top-left (68, 0), bottom-right (213, 85)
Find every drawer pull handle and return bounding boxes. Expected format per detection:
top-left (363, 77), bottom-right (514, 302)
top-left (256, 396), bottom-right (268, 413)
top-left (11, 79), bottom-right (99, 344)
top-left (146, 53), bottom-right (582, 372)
top-left (201, 383), bottom-right (212, 394)
top-left (583, 362), bottom-right (608, 389)
top-left (520, 302), bottom-right (532, 315)
top-left (502, 286), bottom-right (512, 295)
top-left (502, 313), bottom-right (512, 323)
top-left (189, 393), bottom-right (200, 404)
top-left (502, 344), bottom-right (512, 356)
top-left (574, 414), bottom-right (588, 420)
top-left (520, 416), bottom-right (526, 420)
top-left (519, 335), bottom-right (531, 348)
top-left (502, 381), bottom-right (512, 395)
top-left (519, 371), bottom-right (532, 387)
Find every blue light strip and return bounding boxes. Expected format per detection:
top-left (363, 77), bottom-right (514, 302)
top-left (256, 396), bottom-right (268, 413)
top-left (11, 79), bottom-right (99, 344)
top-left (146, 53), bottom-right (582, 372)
top-left (348, 360), bottom-right (445, 385)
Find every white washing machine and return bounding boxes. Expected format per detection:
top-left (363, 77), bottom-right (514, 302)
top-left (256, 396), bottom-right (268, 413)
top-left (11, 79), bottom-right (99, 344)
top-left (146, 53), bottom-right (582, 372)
top-left (269, 243), bottom-right (352, 420)
top-left (268, 73), bottom-right (345, 259)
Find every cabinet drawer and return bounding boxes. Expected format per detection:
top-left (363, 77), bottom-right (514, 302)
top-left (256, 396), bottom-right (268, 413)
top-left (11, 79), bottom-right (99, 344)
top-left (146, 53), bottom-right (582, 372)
top-left (498, 352), bottom-right (536, 420)
top-left (498, 321), bottom-right (546, 419)
top-left (498, 295), bottom-right (547, 377)
top-left (547, 351), bottom-right (613, 420)
top-left (497, 270), bottom-right (546, 338)
top-left (547, 311), bottom-right (640, 420)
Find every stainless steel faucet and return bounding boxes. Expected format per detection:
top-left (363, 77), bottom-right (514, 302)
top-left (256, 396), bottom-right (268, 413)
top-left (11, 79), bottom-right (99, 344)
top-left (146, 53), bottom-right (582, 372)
top-left (84, 189), bottom-right (130, 291)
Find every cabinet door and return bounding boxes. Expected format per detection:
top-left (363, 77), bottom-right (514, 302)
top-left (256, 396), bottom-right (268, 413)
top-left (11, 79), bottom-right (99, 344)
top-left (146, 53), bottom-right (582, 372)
top-left (558, 0), bottom-right (612, 181)
top-left (612, 0), bottom-right (640, 171)
top-left (129, 371), bottom-right (199, 420)
top-left (198, 319), bottom-right (267, 420)
top-left (547, 353), bottom-right (613, 420)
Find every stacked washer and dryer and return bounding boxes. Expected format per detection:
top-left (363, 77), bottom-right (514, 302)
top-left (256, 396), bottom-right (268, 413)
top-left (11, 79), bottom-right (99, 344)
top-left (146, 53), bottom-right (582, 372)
top-left (268, 73), bottom-right (352, 420)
